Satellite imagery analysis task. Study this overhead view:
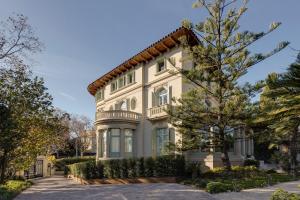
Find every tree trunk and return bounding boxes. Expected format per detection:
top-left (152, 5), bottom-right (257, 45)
top-left (75, 138), bottom-right (78, 157)
top-left (220, 129), bottom-right (231, 170)
top-left (0, 152), bottom-right (8, 184)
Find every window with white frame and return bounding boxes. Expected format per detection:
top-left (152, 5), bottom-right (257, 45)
top-left (109, 129), bottom-right (120, 157)
top-left (120, 100), bottom-right (127, 111)
top-left (157, 59), bottom-right (166, 72)
top-left (156, 128), bottom-right (169, 156)
top-left (118, 76), bottom-right (126, 88)
top-left (111, 81), bottom-right (118, 92)
top-left (95, 89), bottom-right (104, 101)
top-left (127, 72), bottom-right (135, 84)
top-left (158, 88), bottom-right (168, 106)
top-left (124, 129), bottom-right (133, 153)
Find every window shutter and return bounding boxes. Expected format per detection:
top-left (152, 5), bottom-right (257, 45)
top-left (152, 128), bottom-right (157, 157)
top-left (168, 86), bottom-right (172, 105)
top-left (126, 98), bottom-right (130, 111)
top-left (133, 71), bottom-right (135, 82)
top-left (152, 92), bottom-right (156, 107)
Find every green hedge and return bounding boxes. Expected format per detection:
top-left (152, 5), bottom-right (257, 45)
top-left (206, 182), bottom-right (235, 193)
top-left (0, 180), bottom-right (32, 200)
top-left (271, 189), bottom-right (300, 200)
top-left (54, 156), bottom-right (95, 173)
top-left (68, 155), bottom-right (185, 179)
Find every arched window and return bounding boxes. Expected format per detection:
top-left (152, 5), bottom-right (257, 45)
top-left (120, 100), bottom-right (127, 111)
top-left (157, 88), bottom-right (168, 106)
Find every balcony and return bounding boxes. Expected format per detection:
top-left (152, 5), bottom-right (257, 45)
top-left (96, 110), bottom-right (141, 124)
top-left (147, 104), bottom-right (171, 120)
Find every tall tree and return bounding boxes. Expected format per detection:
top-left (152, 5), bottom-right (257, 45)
top-left (0, 14), bottom-right (42, 64)
top-left (0, 61), bottom-right (66, 183)
top-left (167, 0), bottom-right (288, 169)
top-left (69, 115), bottom-right (93, 157)
top-left (256, 54), bottom-right (300, 175)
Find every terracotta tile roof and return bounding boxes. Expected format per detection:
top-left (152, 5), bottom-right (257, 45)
top-left (87, 26), bottom-right (199, 96)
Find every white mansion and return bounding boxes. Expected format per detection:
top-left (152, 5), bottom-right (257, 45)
top-left (88, 27), bottom-right (253, 169)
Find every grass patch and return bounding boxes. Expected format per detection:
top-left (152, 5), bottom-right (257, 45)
top-left (0, 180), bottom-right (32, 200)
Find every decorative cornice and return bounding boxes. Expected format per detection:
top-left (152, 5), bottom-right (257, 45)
top-left (87, 26), bottom-right (199, 96)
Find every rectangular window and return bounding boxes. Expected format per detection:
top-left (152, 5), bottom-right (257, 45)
top-left (157, 59), bottom-right (166, 72)
top-left (127, 72), bottom-right (134, 84)
top-left (95, 89), bottom-right (104, 101)
top-left (124, 129), bottom-right (133, 153)
top-left (118, 76), bottom-right (125, 89)
top-left (110, 129), bottom-right (120, 157)
top-left (156, 128), bottom-right (169, 156)
top-left (111, 81), bottom-right (117, 92)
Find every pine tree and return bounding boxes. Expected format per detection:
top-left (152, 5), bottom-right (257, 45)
top-left (256, 54), bottom-right (300, 175)
top-left (167, 0), bottom-right (289, 169)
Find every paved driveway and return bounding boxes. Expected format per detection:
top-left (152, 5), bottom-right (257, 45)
top-left (15, 176), bottom-right (216, 200)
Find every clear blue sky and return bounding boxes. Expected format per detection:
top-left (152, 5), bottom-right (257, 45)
top-left (0, 0), bottom-right (299, 120)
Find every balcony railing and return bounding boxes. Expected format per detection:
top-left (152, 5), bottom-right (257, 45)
top-left (96, 110), bottom-right (141, 123)
top-left (147, 104), bottom-right (171, 120)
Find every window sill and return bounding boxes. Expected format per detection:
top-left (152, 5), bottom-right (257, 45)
top-left (110, 82), bottom-right (137, 95)
top-left (155, 69), bottom-right (169, 76)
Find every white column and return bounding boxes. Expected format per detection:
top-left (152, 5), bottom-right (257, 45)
top-left (120, 128), bottom-right (125, 158)
top-left (96, 130), bottom-right (99, 160)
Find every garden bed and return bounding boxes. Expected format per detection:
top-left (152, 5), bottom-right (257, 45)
top-left (69, 174), bottom-right (177, 185)
top-left (181, 166), bottom-right (298, 194)
top-left (0, 180), bottom-right (32, 200)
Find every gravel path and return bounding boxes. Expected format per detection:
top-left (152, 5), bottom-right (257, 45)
top-left (15, 175), bottom-right (216, 200)
top-left (213, 180), bottom-right (300, 200)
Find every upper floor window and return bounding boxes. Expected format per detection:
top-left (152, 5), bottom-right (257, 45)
top-left (157, 59), bottom-right (166, 73)
top-left (110, 71), bottom-right (136, 93)
top-left (111, 81), bottom-right (118, 92)
top-left (120, 100), bottom-right (128, 111)
top-left (127, 72), bottom-right (135, 84)
top-left (118, 76), bottom-right (126, 88)
top-left (158, 88), bottom-right (168, 106)
top-left (95, 89), bottom-right (104, 101)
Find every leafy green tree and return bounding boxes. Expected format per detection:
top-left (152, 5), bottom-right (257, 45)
top-left (167, 0), bottom-right (289, 169)
top-left (0, 61), bottom-right (67, 183)
top-left (256, 54), bottom-right (300, 175)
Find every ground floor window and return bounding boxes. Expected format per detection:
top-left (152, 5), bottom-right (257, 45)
top-left (109, 129), bottom-right (120, 157)
top-left (124, 129), bottom-right (133, 153)
top-left (156, 128), bottom-right (169, 156)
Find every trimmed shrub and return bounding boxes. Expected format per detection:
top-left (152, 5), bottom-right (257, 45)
top-left (54, 156), bottom-right (95, 174)
top-left (120, 159), bottom-right (128, 178)
top-left (185, 162), bottom-right (201, 178)
top-left (206, 182), bottom-right (235, 194)
top-left (136, 157), bottom-right (145, 177)
top-left (127, 158), bottom-right (137, 178)
top-left (244, 159), bottom-right (260, 168)
top-left (144, 157), bottom-right (155, 177)
top-left (271, 189), bottom-right (300, 200)
top-left (67, 155), bottom-right (185, 180)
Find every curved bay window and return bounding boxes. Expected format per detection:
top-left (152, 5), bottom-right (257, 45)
top-left (124, 129), bottom-right (133, 156)
top-left (109, 129), bottom-right (120, 157)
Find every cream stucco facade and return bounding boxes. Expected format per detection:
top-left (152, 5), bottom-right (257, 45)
top-left (88, 27), bottom-right (253, 169)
